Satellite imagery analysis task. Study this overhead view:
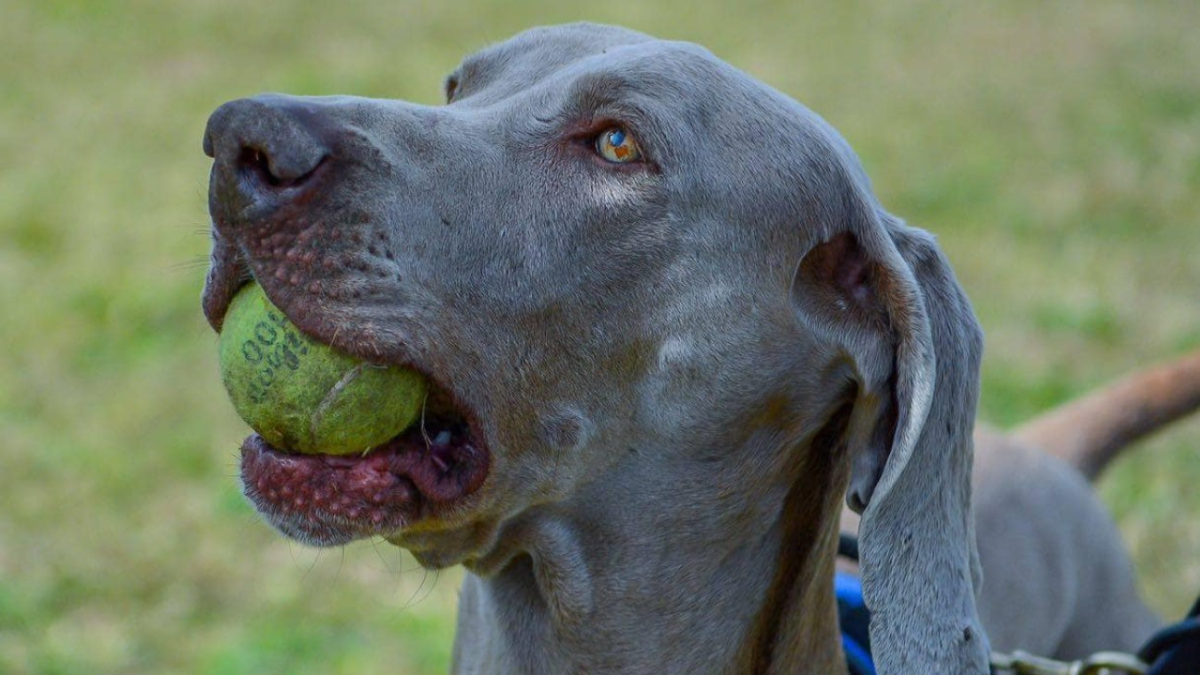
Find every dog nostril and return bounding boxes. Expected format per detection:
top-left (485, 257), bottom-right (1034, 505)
top-left (235, 145), bottom-right (325, 189)
top-left (238, 146), bottom-right (285, 187)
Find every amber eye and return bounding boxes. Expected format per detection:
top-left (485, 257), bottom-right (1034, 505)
top-left (595, 127), bottom-right (642, 163)
top-left (444, 76), bottom-right (460, 103)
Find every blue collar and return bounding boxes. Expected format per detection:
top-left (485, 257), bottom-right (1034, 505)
top-left (835, 571), bottom-right (875, 675)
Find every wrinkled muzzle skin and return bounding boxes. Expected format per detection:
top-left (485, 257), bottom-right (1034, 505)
top-left (203, 23), bottom-right (989, 675)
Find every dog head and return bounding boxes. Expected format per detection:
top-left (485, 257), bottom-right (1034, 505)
top-left (203, 23), bottom-right (987, 672)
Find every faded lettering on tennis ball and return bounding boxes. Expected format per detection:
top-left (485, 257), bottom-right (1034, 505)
top-left (219, 284), bottom-right (427, 455)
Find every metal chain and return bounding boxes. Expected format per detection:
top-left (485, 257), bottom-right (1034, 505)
top-left (991, 650), bottom-right (1148, 675)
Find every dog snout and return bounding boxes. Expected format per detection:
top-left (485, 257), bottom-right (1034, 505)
top-left (204, 95), bottom-right (334, 218)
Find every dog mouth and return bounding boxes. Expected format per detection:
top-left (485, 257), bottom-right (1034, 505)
top-left (206, 271), bottom-right (491, 547)
top-left (240, 384), bottom-right (490, 546)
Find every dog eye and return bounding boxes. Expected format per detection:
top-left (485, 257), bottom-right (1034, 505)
top-left (595, 127), bottom-right (642, 163)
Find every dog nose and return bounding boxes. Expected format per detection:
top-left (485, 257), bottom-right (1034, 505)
top-left (204, 95), bottom-right (332, 215)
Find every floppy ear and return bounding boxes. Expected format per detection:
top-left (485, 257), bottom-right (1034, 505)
top-left (793, 199), bottom-right (989, 674)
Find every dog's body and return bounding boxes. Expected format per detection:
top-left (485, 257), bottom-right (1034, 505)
top-left (971, 427), bottom-right (1158, 658)
top-left (201, 23), bottom-right (1196, 674)
top-left (976, 351), bottom-right (1200, 658)
top-left (840, 350), bottom-right (1200, 660)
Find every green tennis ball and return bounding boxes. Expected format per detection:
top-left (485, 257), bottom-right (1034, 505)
top-left (218, 283), bottom-right (427, 455)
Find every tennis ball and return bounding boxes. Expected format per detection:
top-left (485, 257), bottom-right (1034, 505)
top-left (218, 283), bottom-right (427, 455)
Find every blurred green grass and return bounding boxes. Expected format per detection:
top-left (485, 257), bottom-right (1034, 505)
top-left (1, 1), bottom-right (1198, 673)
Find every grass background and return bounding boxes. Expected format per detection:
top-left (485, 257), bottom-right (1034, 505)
top-left (2, 1), bottom-right (1198, 673)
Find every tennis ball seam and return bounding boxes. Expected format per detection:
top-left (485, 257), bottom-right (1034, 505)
top-left (309, 362), bottom-right (367, 445)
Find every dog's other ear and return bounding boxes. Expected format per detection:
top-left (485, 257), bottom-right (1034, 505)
top-left (793, 196), bottom-right (988, 673)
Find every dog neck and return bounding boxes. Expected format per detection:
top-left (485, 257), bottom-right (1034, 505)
top-left (451, 431), bottom-right (850, 675)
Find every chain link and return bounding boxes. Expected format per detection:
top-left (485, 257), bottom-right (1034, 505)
top-left (991, 650), bottom-right (1148, 675)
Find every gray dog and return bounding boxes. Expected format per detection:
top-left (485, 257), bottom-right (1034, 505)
top-left (201, 23), bottom-right (1196, 675)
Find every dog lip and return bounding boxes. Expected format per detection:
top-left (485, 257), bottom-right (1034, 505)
top-left (200, 228), bottom-right (248, 333)
top-left (240, 420), bottom-right (491, 546)
top-left (241, 434), bottom-right (420, 546)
